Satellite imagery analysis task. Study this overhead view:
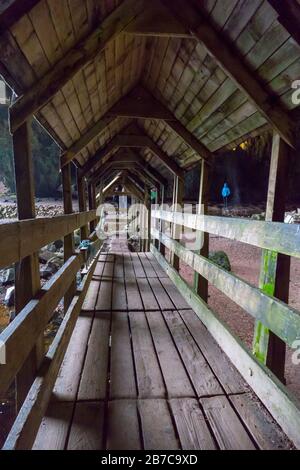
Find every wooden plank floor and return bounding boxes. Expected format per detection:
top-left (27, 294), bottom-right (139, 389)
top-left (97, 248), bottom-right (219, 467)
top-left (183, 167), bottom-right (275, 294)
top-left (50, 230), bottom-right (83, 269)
top-left (33, 240), bottom-right (293, 450)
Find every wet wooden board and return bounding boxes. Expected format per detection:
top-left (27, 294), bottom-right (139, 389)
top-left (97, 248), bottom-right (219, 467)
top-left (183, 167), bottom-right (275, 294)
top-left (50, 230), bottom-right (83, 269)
top-left (113, 254), bottom-right (124, 277)
top-left (67, 401), bottom-right (105, 450)
top-left (102, 258), bottom-right (114, 278)
top-left (131, 252), bottom-right (146, 277)
top-left (180, 310), bottom-right (248, 394)
top-left (93, 259), bottom-right (106, 278)
top-left (33, 402), bottom-right (73, 450)
top-left (145, 252), bottom-right (169, 278)
top-left (110, 312), bottom-right (137, 399)
top-left (123, 253), bottom-right (136, 278)
top-left (163, 311), bottom-right (223, 397)
top-left (138, 399), bottom-right (179, 450)
top-left (82, 279), bottom-right (99, 310)
top-left (229, 393), bottom-right (293, 450)
top-left (77, 312), bottom-right (111, 401)
top-left (170, 398), bottom-right (217, 450)
top-left (107, 400), bottom-right (141, 450)
top-left (129, 311), bottom-right (166, 398)
top-left (200, 396), bottom-right (256, 450)
top-left (52, 312), bottom-right (93, 402)
top-left (146, 312), bottom-right (195, 398)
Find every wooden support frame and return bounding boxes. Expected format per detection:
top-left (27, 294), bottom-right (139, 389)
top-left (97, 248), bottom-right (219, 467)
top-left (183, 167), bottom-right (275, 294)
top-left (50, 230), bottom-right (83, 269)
top-left (0, 0), bottom-right (41, 34)
top-left (194, 160), bottom-right (210, 302)
top-left (88, 183), bottom-right (96, 234)
top-left (77, 172), bottom-right (89, 241)
top-left (62, 163), bottom-right (76, 311)
top-left (151, 244), bottom-right (300, 449)
top-left (170, 175), bottom-right (184, 271)
top-left (268, 0), bottom-right (300, 46)
top-left (12, 118), bottom-right (43, 411)
top-left (164, 0), bottom-right (295, 149)
top-left (9, 0), bottom-right (147, 133)
top-left (253, 133), bottom-right (291, 382)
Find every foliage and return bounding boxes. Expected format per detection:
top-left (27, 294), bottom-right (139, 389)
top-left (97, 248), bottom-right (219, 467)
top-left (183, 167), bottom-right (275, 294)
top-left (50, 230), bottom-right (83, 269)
top-left (0, 106), bottom-right (61, 197)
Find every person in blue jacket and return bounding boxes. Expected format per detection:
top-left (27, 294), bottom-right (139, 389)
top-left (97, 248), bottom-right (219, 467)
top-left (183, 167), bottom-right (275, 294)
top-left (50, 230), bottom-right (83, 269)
top-left (221, 182), bottom-right (231, 208)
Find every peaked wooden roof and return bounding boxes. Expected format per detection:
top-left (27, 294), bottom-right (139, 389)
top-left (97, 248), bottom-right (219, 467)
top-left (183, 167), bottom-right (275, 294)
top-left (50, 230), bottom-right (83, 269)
top-left (0, 0), bottom-right (299, 186)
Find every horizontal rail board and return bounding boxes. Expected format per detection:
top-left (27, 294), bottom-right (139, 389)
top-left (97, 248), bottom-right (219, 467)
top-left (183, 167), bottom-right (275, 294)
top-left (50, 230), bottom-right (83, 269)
top-left (0, 210), bottom-right (96, 269)
top-left (3, 251), bottom-right (100, 450)
top-left (0, 253), bottom-right (84, 397)
top-left (150, 244), bottom-right (300, 449)
top-left (152, 210), bottom-right (300, 258)
top-left (152, 228), bottom-right (300, 346)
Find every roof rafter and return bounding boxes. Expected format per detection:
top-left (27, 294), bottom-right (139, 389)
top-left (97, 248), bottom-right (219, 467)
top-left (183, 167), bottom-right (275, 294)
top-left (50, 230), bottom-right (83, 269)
top-left (268, 0), bottom-right (300, 46)
top-left (9, 0), bottom-right (146, 133)
top-left (0, 0), bottom-right (41, 34)
top-left (162, 0), bottom-right (296, 148)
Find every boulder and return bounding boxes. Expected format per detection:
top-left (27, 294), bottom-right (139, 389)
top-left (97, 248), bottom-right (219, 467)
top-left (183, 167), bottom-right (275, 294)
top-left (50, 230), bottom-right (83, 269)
top-left (53, 239), bottom-right (63, 250)
top-left (209, 251), bottom-right (231, 271)
top-left (0, 267), bottom-right (15, 285)
top-left (45, 256), bottom-right (64, 274)
top-left (39, 250), bottom-right (56, 264)
top-left (5, 286), bottom-right (15, 307)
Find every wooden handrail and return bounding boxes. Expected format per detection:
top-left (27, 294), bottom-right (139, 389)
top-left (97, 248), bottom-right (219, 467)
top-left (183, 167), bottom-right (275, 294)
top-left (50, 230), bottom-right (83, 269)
top-left (152, 227), bottom-right (300, 347)
top-left (152, 210), bottom-right (300, 258)
top-left (0, 252), bottom-right (84, 397)
top-left (3, 252), bottom-right (99, 450)
top-left (0, 210), bottom-right (97, 269)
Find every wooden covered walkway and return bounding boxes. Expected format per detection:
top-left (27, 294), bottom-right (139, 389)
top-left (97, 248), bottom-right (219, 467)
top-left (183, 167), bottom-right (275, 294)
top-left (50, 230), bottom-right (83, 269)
top-left (30, 242), bottom-right (291, 450)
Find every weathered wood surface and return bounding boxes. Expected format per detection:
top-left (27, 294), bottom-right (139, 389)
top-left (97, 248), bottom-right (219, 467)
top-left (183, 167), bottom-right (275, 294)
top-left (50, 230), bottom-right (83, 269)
top-left (152, 210), bottom-right (300, 258)
top-left (151, 244), bottom-right (300, 449)
top-left (0, 210), bottom-right (96, 269)
top-left (152, 227), bottom-right (300, 347)
top-left (15, 241), bottom-right (293, 450)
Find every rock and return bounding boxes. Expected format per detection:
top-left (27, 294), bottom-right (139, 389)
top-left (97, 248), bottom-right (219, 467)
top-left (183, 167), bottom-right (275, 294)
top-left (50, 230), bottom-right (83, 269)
top-left (39, 250), bottom-right (56, 264)
top-left (74, 233), bottom-right (81, 247)
top-left (251, 212), bottom-right (265, 221)
top-left (0, 267), bottom-right (15, 285)
top-left (45, 256), bottom-right (64, 274)
top-left (209, 251), bottom-right (231, 271)
top-left (47, 243), bottom-right (58, 253)
top-left (5, 286), bottom-right (15, 307)
top-left (40, 266), bottom-right (54, 279)
top-left (53, 239), bottom-right (63, 250)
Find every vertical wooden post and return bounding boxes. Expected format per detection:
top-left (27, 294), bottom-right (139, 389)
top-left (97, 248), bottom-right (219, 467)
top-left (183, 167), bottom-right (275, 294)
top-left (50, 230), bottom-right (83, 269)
top-left (13, 119), bottom-right (43, 410)
top-left (253, 132), bottom-right (291, 382)
top-left (88, 182), bottom-right (96, 234)
top-left (77, 171), bottom-right (89, 240)
top-left (159, 185), bottom-right (166, 256)
top-left (171, 176), bottom-right (184, 271)
top-left (143, 188), bottom-right (150, 251)
top-left (62, 163), bottom-right (76, 310)
top-left (194, 160), bottom-right (210, 302)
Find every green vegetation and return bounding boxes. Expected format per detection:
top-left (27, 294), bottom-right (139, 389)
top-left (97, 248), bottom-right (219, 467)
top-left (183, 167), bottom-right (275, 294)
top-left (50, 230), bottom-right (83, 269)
top-left (209, 250), bottom-right (231, 271)
top-left (0, 106), bottom-right (61, 197)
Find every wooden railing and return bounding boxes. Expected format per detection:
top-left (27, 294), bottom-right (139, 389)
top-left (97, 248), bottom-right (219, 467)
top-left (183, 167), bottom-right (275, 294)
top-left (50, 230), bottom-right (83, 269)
top-left (151, 210), bottom-right (300, 448)
top-left (0, 210), bottom-right (101, 449)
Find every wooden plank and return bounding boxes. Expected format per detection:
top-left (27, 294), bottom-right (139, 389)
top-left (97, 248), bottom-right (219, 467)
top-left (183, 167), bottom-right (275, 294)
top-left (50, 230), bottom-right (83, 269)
top-left (125, 278), bottom-right (144, 310)
top-left (268, 0), bottom-right (300, 46)
top-left (110, 312), bottom-right (137, 399)
top-left (0, 210), bottom-right (96, 270)
top-left (131, 252), bottom-right (146, 277)
top-left (9, 0), bottom-right (147, 133)
top-left (230, 392), bottom-right (293, 450)
top-left (77, 173), bottom-right (89, 240)
top-left (160, 276), bottom-right (190, 309)
top-left (107, 400), bottom-right (141, 450)
top-left (138, 399), bottom-right (179, 450)
top-left (152, 228), bottom-right (300, 348)
top-left (33, 402), bottom-right (73, 450)
top-left (163, 311), bottom-right (223, 397)
top-left (77, 312), bottom-right (111, 401)
top-left (151, 246), bottom-right (300, 448)
top-left (152, 209), bottom-right (300, 259)
top-left (112, 277), bottom-right (127, 310)
top-left (146, 311), bottom-right (195, 398)
top-left (52, 311), bottom-right (93, 402)
top-left (113, 254), bottom-right (124, 277)
top-left (0, 0), bottom-right (41, 34)
top-left (81, 279), bottom-right (99, 310)
top-left (67, 402), bottom-right (104, 450)
top-left (200, 396), bottom-right (256, 450)
top-left (138, 252), bottom-right (157, 277)
top-left (137, 278), bottom-right (160, 310)
top-left (129, 311), bottom-right (166, 398)
top-left (95, 278), bottom-right (112, 310)
top-left (169, 398), bottom-right (216, 450)
top-left (145, 252), bottom-right (168, 277)
top-left (148, 277), bottom-right (175, 310)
